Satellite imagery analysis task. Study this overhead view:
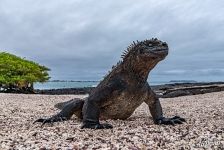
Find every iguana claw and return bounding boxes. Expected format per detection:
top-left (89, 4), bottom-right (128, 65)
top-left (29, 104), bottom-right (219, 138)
top-left (81, 123), bottom-right (113, 129)
top-left (34, 115), bottom-right (68, 126)
top-left (156, 116), bottom-right (186, 125)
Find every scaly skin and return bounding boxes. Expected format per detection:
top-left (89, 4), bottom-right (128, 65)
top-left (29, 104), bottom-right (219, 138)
top-left (34, 38), bottom-right (186, 129)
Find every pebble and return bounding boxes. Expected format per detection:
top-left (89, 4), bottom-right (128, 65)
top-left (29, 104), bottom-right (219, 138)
top-left (0, 93), bottom-right (223, 149)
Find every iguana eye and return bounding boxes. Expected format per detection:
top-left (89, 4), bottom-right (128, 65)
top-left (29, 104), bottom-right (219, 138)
top-left (162, 42), bottom-right (167, 46)
top-left (138, 48), bottom-right (145, 54)
top-left (138, 49), bottom-right (143, 53)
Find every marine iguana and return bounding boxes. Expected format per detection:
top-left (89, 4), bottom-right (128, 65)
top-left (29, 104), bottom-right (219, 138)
top-left (35, 38), bottom-right (186, 129)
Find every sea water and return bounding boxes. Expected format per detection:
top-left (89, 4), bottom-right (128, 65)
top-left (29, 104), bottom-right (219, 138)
top-left (34, 75), bottom-right (223, 90)
top-left (34, 69), bottom-right (224, 90)
top-left (34, 80), bottom-right (190, 90)
top-left (34, 81), bottom-right (99, 90)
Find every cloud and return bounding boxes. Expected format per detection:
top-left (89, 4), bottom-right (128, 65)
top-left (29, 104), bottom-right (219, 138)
top-left (0, 0), bottom-right (224, 81)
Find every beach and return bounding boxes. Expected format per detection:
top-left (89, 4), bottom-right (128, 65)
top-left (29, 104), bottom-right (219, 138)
top-left (0, 92), bottom-right (223, 149)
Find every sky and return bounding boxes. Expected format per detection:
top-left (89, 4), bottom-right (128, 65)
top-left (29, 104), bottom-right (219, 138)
top-left (0, 0), bottom-right (224, 82)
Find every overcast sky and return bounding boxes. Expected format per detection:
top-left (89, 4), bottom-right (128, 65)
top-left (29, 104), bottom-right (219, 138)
top-left (0, 0), bottom-right (224, 81)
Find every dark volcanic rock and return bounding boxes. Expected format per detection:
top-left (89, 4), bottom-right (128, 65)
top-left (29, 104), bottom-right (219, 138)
top-left (153, 82), bottom-right (224, 98)
top-left (35, 87), bottom-right (94, 95)
top-left (33, 82), bottom-right (224, 98)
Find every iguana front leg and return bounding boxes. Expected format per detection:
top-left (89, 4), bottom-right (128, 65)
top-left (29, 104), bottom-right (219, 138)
top-left (81, 76), bottom-right (126, 129)
top-left (81, 97), bottom-right (113, 129)
top-left (81, 86), bottom-right (115, 129)
top-left (145, 86), bottom-right (186, 125)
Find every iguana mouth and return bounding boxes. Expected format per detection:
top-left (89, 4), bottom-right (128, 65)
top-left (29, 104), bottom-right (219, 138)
top-left (150, 48), bottom-right (168, 52)
top-left (140, 40), bottom-right (169, 58)
top-left (148, 47), bottom-right (168, 58)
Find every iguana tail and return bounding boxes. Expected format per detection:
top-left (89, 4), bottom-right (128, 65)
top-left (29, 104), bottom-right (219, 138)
top-left (54, 99), bottom-right (76, 110)
top-left (54, 98), bottom-right (85, 119)
top-left (34, 98), bottom-right (85, 125)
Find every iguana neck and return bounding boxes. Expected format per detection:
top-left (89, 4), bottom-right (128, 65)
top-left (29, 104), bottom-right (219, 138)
top-left (121, 59), bottom-right (158, 83)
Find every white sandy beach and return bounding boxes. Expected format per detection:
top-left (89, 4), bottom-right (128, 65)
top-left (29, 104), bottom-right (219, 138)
top-left (0, 92), bottom-right (223, 149)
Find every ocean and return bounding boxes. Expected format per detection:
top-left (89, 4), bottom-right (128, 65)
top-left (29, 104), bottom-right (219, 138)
top-left (34, 81), bottom-right (99, 89)
top-left (34, 80), bottom-right (193, 90)
top-left (34, 75), bottom-right (224, 90)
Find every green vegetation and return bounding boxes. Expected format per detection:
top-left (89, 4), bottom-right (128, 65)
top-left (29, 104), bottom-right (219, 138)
top-left (0, 52), bottom-right (50, 93)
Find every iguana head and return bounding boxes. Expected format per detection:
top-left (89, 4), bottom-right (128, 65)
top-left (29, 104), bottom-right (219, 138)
top-left (122, 38), bottom-right (169, 81)
top-left (122, 38), bottom-right (168, 61)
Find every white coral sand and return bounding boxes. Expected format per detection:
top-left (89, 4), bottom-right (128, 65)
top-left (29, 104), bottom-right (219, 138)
top-left (0, 92), bottom-right (223, 149)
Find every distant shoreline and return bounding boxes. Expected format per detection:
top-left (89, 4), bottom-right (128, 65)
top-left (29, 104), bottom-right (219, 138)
top-left (43, 79), bottom-right (197, 83)
top-left (34, 81), bottom-right (224, 98)
top-left (34, 80), bottom-right (200, 90)
top-left (48, 80), bottom-right (99, 82)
